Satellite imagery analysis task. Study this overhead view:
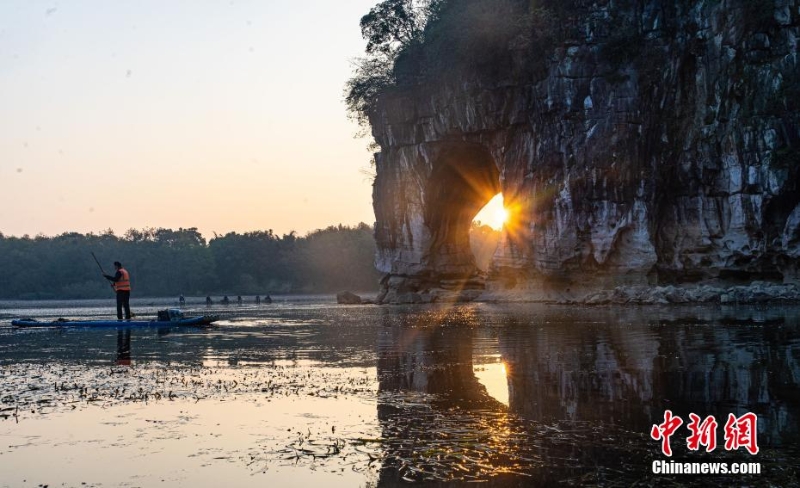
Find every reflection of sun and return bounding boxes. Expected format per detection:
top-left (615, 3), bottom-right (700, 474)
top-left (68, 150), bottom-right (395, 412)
top-left (473, 360), bottom-right (509, 406)
top-left (473, 193), bottom-right (508, 231)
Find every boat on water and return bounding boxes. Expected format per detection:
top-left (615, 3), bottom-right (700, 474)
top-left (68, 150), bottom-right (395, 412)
top-left (11, 308), bottom-right (218, 328)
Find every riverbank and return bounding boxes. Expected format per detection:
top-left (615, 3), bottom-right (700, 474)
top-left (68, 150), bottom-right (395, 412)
top-left (480, 281), bottom-right (800, 305)
top-left (374, 281), bottom-right (800, 305)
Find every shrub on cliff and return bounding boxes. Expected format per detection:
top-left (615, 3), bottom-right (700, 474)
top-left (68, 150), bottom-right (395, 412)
top-left (345, 0), bottom-right (437, 127)
top-left (346, 0), bottom-right (547, 127)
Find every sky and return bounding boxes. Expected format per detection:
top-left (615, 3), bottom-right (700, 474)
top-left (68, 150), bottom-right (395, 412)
top-left (0, 0), bottom-right (380, 239)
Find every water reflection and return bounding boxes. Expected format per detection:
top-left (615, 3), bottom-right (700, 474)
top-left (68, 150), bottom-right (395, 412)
top-left (114, 327), bottom-right (173, 365)
top-left (473, 362), bottom-right (509, 406)
top-left (116, 329), bottom-right (131, 366)
top-left (373, 304), bottom-right (800, 484)
top-left (377, 309), bottom-right (506, 411)
top-left (2, 301), bottom-right (800, 485)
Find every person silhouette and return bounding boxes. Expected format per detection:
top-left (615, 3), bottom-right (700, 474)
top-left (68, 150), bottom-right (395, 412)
top-left (103, 261), bottom-right (132, 320)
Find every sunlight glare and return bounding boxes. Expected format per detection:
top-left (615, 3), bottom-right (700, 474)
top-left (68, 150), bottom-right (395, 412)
top-left (473, 361), bottom-right (509, 406)
top-left (473, 193), bottom-right (508, 231)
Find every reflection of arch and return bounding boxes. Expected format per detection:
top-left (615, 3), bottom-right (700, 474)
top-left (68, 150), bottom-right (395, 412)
top-left (496, 306), bottom-right (800, 441)
top-left (375, 309), bottom-right (509, 485)
top-left (377, 309), bottom-right (506, 411)
top-left (498, 315), bottom-right (659, 428)
top-left (423, 143), bottom-right (501, 278)
top-left (373, 305), bottom-right (800, 484)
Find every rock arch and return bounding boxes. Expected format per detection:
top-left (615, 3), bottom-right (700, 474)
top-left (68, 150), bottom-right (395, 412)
top-left (374, 142), bottom-right (500, 304)
top-left (368, 1), bottom-right (800, 303)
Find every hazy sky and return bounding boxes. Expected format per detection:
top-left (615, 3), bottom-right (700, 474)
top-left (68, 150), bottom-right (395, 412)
top-left (0, 0), bottom-right (379, 239)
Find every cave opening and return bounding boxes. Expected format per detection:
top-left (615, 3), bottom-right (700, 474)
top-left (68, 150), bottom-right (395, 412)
top-left (423, 143), bottom-right (501, 279)
top-left (471, 193), bottom-right (506, 272)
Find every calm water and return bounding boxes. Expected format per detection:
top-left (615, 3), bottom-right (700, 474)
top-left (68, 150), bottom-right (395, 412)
top-left (0, 297), bottom-right (798, 487)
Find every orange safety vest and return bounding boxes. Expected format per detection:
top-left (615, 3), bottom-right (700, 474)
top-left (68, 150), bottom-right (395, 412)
top-left (114, 268), bottom-right (131, 292)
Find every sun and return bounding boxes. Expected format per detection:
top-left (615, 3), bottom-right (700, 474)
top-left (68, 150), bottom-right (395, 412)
top-left (473, 193), bottom-right (508, 230)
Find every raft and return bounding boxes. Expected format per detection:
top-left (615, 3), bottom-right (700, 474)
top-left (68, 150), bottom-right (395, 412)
top-left (11, 315), bottom-right (218, 328)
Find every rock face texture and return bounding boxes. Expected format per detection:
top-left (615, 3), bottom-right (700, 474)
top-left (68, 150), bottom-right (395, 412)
top-left (370, 0), bottom-right (800, 303)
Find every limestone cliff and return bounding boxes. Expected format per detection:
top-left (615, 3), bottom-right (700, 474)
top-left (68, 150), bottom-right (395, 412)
top-left (368, 0), bottom-right (800, 303)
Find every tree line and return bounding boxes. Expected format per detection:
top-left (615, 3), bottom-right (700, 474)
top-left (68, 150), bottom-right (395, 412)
top-left (0, 224), bottom-right (381, 299)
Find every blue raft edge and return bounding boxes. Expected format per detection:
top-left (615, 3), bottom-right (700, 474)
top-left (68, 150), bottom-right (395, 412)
top-left (11, 316), bottom-right (218, 328)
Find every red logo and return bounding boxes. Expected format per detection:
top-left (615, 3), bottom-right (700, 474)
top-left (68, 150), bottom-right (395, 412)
top-left (724, 412), bottom-right (759, 455)
top-left (652, 412), bottom-right (759, 456)
top-left (651, 410), bottom-right (683, 457)
top-left (686, 413), bottom-right (718, 452)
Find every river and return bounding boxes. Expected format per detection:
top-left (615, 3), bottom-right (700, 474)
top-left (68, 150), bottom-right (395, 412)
top-left (1, 297), bottom-right (798, 486)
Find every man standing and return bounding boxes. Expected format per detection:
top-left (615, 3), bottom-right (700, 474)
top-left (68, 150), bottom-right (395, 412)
top-left (104, 261), bottom-right (132, 320)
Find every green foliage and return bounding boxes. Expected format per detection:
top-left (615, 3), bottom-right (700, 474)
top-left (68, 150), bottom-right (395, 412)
top-left (0, 225), bottom-right (380, 299)
top-left (344, 55), bottom-right (396, 128)
top-left (346, 0), bottom-right (438, 127)
top-left (295, 223), bottom-right (379, 292)
top-left (360, 0), bottom-right (426, 57)
top-left (345, 0), bottom-right (548, 125)
top-left (413, 0), bottom-right (528, 80)
top-left (347, 0), bottom-right (785, 128)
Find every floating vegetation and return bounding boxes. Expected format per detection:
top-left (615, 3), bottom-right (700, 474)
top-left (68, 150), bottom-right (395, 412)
top-left (237, 388), bottom-right (651, 484)
top-left (2, 302), bottom-right (800, 486)
top-left (0, 362), bottom-right (378, 419)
